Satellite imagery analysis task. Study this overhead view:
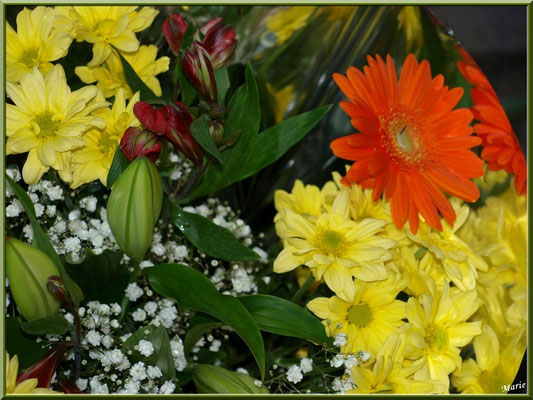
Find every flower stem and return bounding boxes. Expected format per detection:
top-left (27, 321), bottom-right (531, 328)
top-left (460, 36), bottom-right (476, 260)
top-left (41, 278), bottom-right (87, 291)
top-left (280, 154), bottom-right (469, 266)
top-left (291, 274), bottom-right (314, 303)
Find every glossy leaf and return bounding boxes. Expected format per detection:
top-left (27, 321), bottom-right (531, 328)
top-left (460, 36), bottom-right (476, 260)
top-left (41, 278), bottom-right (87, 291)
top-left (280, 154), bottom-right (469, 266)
top-left (106, 147), bottom-right (131, 188)
top-left (239, 295), bottom-right (328, 344)
top-left (192, 364), bottom-right (269, 394)
top-left (214, 67), bottom-right (230, 104)
top-left (146, 264), bottom-right (265, 378)
top-left (122, 324), bottom-right (175, 381)
top-left (65, 250), bottom-right (129, 304)
top-left (190, 115), bottom-right (223, 163)
top-left (171, 206), bottom-right (259, 261)
top-left (6, 176), bottom-right (83, 306)
top-left (184, 313), bottom-right (223, 355)
top-left (112, 45), bottom-right (158, 101)
top-left (19, 313), bottom-right (74, 336)
top-left (6, 317), bottom-right (47, 370)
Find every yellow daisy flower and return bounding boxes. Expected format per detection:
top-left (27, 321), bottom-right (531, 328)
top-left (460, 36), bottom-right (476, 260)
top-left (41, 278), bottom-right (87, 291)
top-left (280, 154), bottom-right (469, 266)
top-left (70, 89), bottom-right (141, 188)
top-left (274, 188), bottom-right (396, 301)
top-left (307, 276), bottom-right (406, 355)
top-left (274, 179), bottom-right (337, 218)
top-left (346, 334), bottom-right (446, 394)
top-left (54, 6), bottom-right (158, 67)
top-left (6, 65), bottom-right (108, 184)
top-left (403, 279), bottom-right (482, 389)
top-left (406, 201), bottom-right (488, 291)
top-left (75, 45), bottom-right (170, 99)
top-left (5, 353), bottom-right (61, 394)
top-left (6, 6), bottom-right (73, 83)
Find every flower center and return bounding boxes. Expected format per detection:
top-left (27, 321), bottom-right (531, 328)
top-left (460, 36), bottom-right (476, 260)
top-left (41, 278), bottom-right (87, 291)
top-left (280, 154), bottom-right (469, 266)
top-left (20, 48), bottom-right (39, 67)
top-left (379, 105), bottom-right (430, 169)
top-left (314, 229), bottom-right (348, 257)
top-left (347, 304), bottom-right (372, 327)
top-left (99, 132), bottom-right (119, 156)
top-left (425, 324), bottom-right (448, 351)
top-left (34, 114), bottom-right (60, 139)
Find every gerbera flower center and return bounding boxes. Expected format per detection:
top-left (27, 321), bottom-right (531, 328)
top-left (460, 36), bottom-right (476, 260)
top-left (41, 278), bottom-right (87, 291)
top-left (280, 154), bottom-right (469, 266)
top-left (314, 229), bottom-right (348, 257)
top-left (347, 304), bottom-right (372, 327)
top-left (34, 114), bottom-right (60, 139)
top-left (379, 105), bottom-right (429, 169)
top-left (20, 48), bottom-right (39, 67)
top-left (425, 324), bottom-right (448, 351)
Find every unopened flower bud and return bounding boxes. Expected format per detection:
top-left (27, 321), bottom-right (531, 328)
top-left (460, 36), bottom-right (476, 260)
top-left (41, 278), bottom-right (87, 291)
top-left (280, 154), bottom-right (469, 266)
top-left (17, 343), bottom-right (67, 388)
top-left (200, 19), bottom-right (236, 69)
top-left (182, 42), bottom-right (217, 103)
top-left (121, 127), bottom-right (162, 162)
top-left (163, 13), bottom-right (188, 56)
top-left (209, 121), bottom-right (224, 145)
top-left (46, 276), bottom-right (67, 304)
top-left (107, 157), bottom-right (163, 263)
top-left (191, 364), bottom-right (268, 394)
top-left (6, 238), bottom-right (60, 321)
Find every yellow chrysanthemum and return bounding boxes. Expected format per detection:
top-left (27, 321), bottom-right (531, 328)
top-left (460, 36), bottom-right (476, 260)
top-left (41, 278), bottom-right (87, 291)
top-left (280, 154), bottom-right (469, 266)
top-left (6, 6), bottom-right (73, 83)
top-left (54, 6), bottom-right (158, 66)
top-left (346, 334), bottom-right (446, 394)
top-left (265, 6), bottom-right (316, 45)
top-left (403, 279), bottom-right (482, 389)
top-left (70, 89), bottom-right (140, 188)
top-left (274, 179), bottom-right (337, 218)
top-left (6, 65), bottom-right (108, 184)
top-left (406, 201), bottom-right (488, 291)
top-left (274, 188), bottom-right (396, 301)
top-left (5, 353), bottom-right (61, 394)
top-left (307, 276), bottom-right (406, 355)
top-left (75, 45), bottom-right (170, 99)
top-left (452, 323), bottom-right (526, 394)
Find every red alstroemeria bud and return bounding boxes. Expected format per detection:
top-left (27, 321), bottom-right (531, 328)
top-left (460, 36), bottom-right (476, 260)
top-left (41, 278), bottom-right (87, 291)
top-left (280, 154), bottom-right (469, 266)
top-left (163, 13), bottom-right (188, 56)
top-left (17, 343), bottom-right (67, 388)
top-left (182, 42), bottom-right (218, 103)
top-left (161, 102), bottom-right (204, 167)
top-left (209, 120), bottom-right (224, 145)
top-left (201, 20), bottom-right (236, 69)
top-left (133, 102), bottom-right (169, 135)
top-left (120, 127), bottom-right (162, 163)
top-left (46, 276), bottom-right (67, 304)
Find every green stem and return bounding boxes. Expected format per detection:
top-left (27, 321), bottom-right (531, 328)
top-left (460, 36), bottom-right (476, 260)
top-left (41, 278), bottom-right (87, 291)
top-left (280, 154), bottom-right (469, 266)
top-left (290, 274), bottom-right (314, 303)
top-left (118, 260), bottom-right (142, 324)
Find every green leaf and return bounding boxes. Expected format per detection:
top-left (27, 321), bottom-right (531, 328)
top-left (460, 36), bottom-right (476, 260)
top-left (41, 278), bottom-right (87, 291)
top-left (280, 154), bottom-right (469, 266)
top-left (190, 115), bottom-right (223, 164)
top-left (214, 68), bottom-right (230, 105)
top-left (6, 317), bottom-right (47, 370)
top-left (184, 313), bottom-right (223, 355)
top-left (191, 78), bottom-right (330, 199)
top-left (239, 295), bottom-right (328, 344)
top-left (122, 324), bottom-right (175, 381)
top-left (192, 364), bottom-right (269, 394)
top-left (171, 206), bottom-right (259, 262)
top-left (112, 45), bottom-right (158, 101)
top-left (146, 264), bottom-right (265, 378)
top-left (19, 313), bottom-right (74, 336)
top-left (6, 176), bottom-right (84, 306)
top-left (65, 250), bottom-right (129, 304)
top-left (106, 147), bottom-right (131, 188)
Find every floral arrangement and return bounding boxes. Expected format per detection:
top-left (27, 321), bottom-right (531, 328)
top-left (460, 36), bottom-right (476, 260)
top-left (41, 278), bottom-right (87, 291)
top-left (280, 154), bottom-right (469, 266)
top-left (4, 5), bottom-right (527, 395)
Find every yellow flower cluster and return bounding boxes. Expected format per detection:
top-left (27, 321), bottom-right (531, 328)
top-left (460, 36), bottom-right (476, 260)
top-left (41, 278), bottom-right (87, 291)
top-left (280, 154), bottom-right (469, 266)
top-left (6, 6), bottom-right (166, 186)
top-left (273, 170), bottom-right (527, 394)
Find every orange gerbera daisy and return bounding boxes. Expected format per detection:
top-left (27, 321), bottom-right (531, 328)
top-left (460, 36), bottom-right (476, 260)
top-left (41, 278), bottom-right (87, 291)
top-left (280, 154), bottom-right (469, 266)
top-left (456, 45), bottom-right (527, 196)
top-left (331, 54), bottom-right (485, 234)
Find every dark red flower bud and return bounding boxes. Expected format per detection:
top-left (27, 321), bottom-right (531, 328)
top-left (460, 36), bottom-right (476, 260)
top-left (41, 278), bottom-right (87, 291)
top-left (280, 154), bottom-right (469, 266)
top-left (182, 42), bottom-right (218, 103)
top-left (55, 378), bottom-right (86, 394)
top-left (120, 127), bottom-right (162, 163)
top-left (163, 14), bottom-right (188, 56)
top-left (209, 120), bottom-right (224, 145)
top-left (133, 101), bottom-right (169, 135)
top-left (161, 102), bottom-right (204, 168)
top-left (46, 276), bottom-right (67, 304)
top-left (201, 20), bottom-right (236, 69)
top-left (17, 343), bottom-right (67, 388)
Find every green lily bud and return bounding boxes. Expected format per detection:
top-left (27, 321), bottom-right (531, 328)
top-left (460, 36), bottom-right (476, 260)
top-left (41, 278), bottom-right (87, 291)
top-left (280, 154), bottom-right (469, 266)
top-left (107, 157), bottom-right (163, 263)
top-left (6, 238), bottom-right (61, 321)
top-left (191, 364), bottom-right (269, 394)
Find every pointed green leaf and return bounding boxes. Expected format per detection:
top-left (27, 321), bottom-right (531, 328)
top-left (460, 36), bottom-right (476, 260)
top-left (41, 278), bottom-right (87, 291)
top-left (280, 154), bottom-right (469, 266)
top-left (19, 313), bottom-right (74, 336)
top-left (146, 264), bottom-right (265, 378)
top-left (190, 115), bottom-right (223, 164)
top-left (214, 67), bottom-right (230, 105)
top-left (171, 206), bottom-right (259, 261)
top-left (6, 176), bottom-right (83, 306)
top-left (106, 147), bottom-right (131, 188)
top-left (112, 45), bottom-right (157, 101)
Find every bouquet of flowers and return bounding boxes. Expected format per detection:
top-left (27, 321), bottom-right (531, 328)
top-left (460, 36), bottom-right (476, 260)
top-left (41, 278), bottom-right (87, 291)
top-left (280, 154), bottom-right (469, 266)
top-left (4, 5), bottom-right (527, 395)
